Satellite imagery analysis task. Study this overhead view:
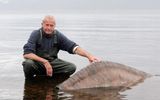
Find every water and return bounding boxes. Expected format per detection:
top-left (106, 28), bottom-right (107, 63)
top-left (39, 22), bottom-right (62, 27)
top-left (0, 10), bottom-right (160, 100)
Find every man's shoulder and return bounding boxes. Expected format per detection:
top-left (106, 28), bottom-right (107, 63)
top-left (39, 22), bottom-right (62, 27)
top-left (54, 29), bottom-right (65, 37)
top-left (31, 29), bottom-right (41, 35)
top-left (29, 29), bottom-right (41, 40)
top-left (54, 29), bottom-right (60, 35)
top-left (30, 29), bottom-right (41, 36)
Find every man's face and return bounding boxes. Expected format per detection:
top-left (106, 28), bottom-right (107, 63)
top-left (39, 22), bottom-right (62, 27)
top-left (42, 20), bottom-right (55, 34)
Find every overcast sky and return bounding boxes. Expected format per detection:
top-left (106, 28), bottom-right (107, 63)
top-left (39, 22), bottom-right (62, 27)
top-left (0, 0), bottom-right (160, 13)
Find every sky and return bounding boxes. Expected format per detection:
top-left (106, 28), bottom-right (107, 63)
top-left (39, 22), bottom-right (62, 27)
top-left (0, 0), bottom-right (160, 13)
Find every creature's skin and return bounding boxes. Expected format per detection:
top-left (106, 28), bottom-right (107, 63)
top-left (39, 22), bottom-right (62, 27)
top-left (58, 61), bottom-right (151, 90)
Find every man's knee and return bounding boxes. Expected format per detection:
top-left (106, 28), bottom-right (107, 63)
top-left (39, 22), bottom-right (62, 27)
top-left (51, 59), bottom-right (76, 75)
top-left (22, 59), bottom-right (35, 77)
top-left (22, 59), bottom-right (35, 67)
top-left (66, 63), bottom-right (76, 75)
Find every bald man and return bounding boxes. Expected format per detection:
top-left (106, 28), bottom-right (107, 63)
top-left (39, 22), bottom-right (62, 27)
top-left (22, 15), bottom-right (100, 79)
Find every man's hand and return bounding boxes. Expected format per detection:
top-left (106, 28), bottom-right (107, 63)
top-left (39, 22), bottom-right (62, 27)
top-left (88, 56), bottom-right (101, 63)
top-left (43, 61), bottom-right (53, 77)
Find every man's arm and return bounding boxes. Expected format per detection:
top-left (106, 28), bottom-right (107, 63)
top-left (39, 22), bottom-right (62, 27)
top-left (23, 53), bottom-right (48, 64)
top-left (23, 53), bottom-right (53, 76)
top-left (74, 46), bottom-right (100, 63)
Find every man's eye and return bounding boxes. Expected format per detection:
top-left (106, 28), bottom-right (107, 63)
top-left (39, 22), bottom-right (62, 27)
top-left (50, 25), bottom-right (54, 27)
top-left (46, 24), bottom-right (49, 26)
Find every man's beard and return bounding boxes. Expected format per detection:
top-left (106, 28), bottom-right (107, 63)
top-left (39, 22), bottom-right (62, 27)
top-left (43, 31), bottom-right (54, 38)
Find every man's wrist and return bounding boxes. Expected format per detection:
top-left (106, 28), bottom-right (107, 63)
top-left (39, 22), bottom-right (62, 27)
top-left (43, 60), bottom-right (49, 64)
top-left (73, 46), bottom-right (79, 54)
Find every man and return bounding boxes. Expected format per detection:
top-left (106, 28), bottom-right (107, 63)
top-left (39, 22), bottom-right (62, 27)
top-left (22, 15), bottom-right (100, 79)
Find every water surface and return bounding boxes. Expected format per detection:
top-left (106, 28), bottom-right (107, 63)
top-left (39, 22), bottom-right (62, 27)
top-left (0, 11), bottom-right (160, 99)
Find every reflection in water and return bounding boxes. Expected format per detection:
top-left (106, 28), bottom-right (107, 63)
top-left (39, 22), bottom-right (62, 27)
top-left (23, 76), bottom-right (68, 100)
top-left (23, 75), bottom-right (128, 100)
top-left (58, 87), bottom-right (127, 100)
top-left (23, 75), bottom-right (129, 100)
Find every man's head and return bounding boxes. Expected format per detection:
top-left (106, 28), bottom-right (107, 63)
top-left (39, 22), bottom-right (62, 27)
top-left (41, 15), bottom-right (56, 34)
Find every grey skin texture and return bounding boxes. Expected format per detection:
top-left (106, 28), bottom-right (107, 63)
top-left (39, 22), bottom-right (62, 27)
top-left (58, 61), bottom-right (151, 90)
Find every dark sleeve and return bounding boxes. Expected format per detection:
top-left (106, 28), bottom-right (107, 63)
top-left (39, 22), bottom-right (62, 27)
top-left (23, 30), bottom-right (39, 55)
top-left (57, 31), bottom-right (78, 54)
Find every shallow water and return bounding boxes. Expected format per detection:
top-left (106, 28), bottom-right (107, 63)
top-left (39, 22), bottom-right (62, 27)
top-left (0, 10), bottom-right (160, 99)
